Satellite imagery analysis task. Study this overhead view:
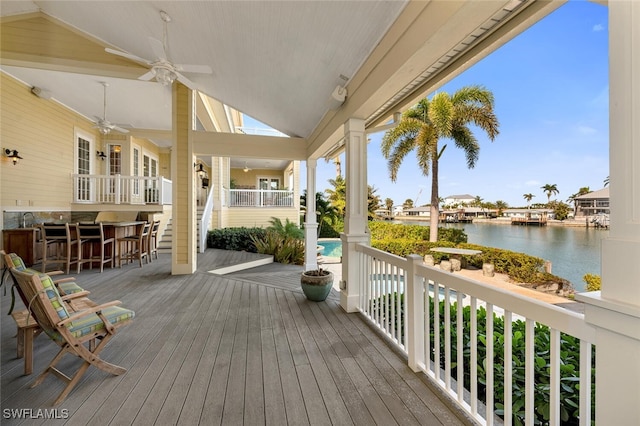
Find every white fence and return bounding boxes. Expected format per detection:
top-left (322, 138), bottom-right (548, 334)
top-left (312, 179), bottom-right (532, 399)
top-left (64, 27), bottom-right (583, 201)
top-left (354, 244), bottom-right (596, 426)
top-left (73, 174), bottom-right (172, 205)
top-left (227, 189), bottom-right (294, 207)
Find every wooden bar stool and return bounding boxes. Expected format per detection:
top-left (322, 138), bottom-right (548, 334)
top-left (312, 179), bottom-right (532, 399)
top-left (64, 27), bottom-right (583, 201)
top-left (77, 222), bottom-right (115, 273)
top-left (118, 222), bottom-right (151, 267)
top-left (148, 220), bottom-right (161, 262)
top-left (41, 223), bottom-right (80, 274)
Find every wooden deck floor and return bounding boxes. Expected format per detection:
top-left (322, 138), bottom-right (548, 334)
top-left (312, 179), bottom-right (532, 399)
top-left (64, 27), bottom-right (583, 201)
top-left (1, 249), bottom-right (470, 425)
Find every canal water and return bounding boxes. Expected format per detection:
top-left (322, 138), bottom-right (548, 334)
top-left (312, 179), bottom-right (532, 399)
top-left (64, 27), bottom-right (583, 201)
top-left (398, 221), bottom-right (608, 292)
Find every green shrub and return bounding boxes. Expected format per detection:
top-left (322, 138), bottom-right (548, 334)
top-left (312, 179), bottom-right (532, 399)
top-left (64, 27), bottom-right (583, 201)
top-left (207, 227), bottom-right (265, 252)
top-left (368, 221), bottom-right (467, 244)
top-left (251, 231), bottom-right (304, 265)
top-left (374, 293), bottom-right (595, 425)
top-left (267, 217), bottom-right (304, 239)
top-left (583, 274), bottom-right (601, 291)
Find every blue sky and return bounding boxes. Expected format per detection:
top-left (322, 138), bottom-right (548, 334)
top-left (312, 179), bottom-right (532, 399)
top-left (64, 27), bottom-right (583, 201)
top-left (245, 1), bottom-right (609, 208)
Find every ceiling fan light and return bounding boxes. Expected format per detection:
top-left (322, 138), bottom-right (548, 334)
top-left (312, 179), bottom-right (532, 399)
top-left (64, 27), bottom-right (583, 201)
top-left (153, 67), bottom-right (177, 86)
top-left (98, 126), bottom-right (111, 135)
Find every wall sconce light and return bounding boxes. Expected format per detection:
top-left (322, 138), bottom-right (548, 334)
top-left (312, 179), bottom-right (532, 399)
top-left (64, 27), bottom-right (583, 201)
top-left (195, 163), bottom-right (206, 179)
top-left (97, 151), bottom-right (107, 160)
top-left (4, 148), bottom-right (23, 165)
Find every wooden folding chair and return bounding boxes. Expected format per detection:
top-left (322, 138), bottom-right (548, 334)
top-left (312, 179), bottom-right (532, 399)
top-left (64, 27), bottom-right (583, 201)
top-left (10, 268), bottom-right (134, 405)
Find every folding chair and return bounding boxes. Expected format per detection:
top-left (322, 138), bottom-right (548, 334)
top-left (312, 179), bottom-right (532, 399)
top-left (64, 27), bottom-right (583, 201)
top-left (10, 268), bottom-right (134, 405)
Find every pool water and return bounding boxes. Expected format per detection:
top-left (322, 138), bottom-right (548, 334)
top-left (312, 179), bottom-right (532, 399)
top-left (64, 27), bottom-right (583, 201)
top-left (318, 240), bottom-right (342, 257)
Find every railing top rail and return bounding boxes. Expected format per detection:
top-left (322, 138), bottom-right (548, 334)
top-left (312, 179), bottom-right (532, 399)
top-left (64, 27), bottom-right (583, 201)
top-left (356, 243), bottom-right (596, 342)
top-left (229, 188), bottom-right (293, 193)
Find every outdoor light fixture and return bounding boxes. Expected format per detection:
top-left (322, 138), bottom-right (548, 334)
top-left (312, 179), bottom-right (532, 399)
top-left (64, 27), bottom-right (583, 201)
top-left (195, 163), bottom-right (206, 178)
top-left (97, 151), bottom-right (107, 160)
top-left (4, 149), bottom-right (23, 165)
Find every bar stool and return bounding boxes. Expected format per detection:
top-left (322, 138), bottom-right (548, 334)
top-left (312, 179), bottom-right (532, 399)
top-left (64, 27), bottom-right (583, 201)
top-left (41, 223), bottom-right (80, 274)
top-left (77, 222), bottom-right (115, 273)
top-left (118, 222), bottom-right (151, 267)
top-left (148, 220), bottom-right (161, 262)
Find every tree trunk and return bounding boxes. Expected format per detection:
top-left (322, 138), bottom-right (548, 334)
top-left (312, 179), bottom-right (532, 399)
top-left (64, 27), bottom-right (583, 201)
top-left (429, 152), bottom-right (439, 242)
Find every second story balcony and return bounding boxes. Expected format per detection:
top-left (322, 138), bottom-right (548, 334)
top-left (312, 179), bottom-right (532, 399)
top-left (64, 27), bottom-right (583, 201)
top-left (226, 188), bottom-right (294, 208)
top-left (72, 174), bottom-right (172, 206)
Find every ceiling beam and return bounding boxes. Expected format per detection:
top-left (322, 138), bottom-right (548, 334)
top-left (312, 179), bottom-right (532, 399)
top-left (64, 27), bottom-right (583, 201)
top-left (192, 131), bottom-right (307, 160)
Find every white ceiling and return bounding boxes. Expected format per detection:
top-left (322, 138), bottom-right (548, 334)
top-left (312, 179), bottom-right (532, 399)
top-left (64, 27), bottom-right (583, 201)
top-left (1, 0), bottom-right (406, 140)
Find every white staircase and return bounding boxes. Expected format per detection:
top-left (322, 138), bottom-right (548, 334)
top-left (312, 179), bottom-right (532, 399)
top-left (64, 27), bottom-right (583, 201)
top-left (157, 207), bottom-right (206, 254)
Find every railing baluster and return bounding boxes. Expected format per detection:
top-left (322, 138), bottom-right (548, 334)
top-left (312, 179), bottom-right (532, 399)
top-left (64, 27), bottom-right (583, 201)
top-left (457, 291), bottom-right (464, 403)
top-left (470, 296), bottom-right (478, 417)
top-left (424, 280), bottom-right (431, 375)
top-left (486, 303), bottom-right (494, 426)
top-left (579, 340), bottom-right (592, 426)
top-left (444, 286), bottom-right (451, 391)
top-left (525, 318), bottom-right (535, 426)
top-left (433, 281), bottom-right (440, 383)
top-left (550, 328), bottom-right (561, 426)
top-left (504, 310), bottom-right (513, 426)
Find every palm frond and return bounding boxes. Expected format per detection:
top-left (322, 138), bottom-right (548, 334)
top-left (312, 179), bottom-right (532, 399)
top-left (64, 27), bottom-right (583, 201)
top-left (451, 127), bottom-right (479, 169)
top-left (428, 92), bottom-right (454, 137)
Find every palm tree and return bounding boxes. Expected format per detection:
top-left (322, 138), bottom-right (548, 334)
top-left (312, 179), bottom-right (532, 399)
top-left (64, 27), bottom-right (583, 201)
top-left (300, 191), bottom-right (339, 236)
top-left (403, 198), bottom-right (414, 210)
top-left (384, 198), bottom-right (394, 215)
top-left (604, 175), bottom-right (609, 187)
top-left (523, 193), bottom-right (535, 208)
top-left (325, 175), bottom-right (346, 217)
top-left (495, 200), bottom-right (508, 216)
top-left (541, 183), bottom-right (559, 205)
top-left (381, 85), bottom-right (499, 241)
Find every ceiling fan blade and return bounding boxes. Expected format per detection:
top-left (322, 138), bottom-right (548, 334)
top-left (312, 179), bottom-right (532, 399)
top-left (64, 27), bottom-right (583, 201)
top-left (148, 37), bottom-right (167, 61)
top-left (113, 125), bottom-right (130, 134)
top-left (138, 70), bottom-right (156, 81)
top-left (105, 47), bottom-right (150, 64)
top-left (176, 72), bottom-right (197, 90)
top-left (176, 64), bottom-right (213, 74)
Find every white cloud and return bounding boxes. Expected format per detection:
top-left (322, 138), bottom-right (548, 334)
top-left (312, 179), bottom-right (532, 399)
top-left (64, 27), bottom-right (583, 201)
top-left (577, 125), bottom-right (597, 135)
top-left (593, 23), bottom-right (605, 32)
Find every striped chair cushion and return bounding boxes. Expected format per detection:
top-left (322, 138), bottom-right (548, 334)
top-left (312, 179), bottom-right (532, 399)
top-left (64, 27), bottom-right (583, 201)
top-left (67, 307), bottom-right (135, 338)
top-left (7, 253), bottom-right (27, 270)
top-left (39, 273), bottom-right (70, 321)
top-left (57, 281), bottom-right (85, 295)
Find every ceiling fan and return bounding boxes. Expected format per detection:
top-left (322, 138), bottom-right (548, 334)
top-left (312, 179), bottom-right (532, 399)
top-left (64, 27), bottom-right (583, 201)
top-left (105, 10), bottom-right (212, 89)
top-left (243, 162), bottom-right (252, 173)
top-left (93, 82), bottom-right (129, 135)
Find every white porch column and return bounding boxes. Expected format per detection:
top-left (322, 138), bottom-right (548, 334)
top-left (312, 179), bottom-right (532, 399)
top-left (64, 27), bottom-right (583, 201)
top-left (341, 118), bottom-right (369, 312)
top-left (304, 159), bottom-right (318, 271)
top-left (576, 2), bottom-right (640, 424)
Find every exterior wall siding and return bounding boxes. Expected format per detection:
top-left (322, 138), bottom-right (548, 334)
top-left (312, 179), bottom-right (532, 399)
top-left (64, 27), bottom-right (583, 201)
top-left (1, 73), bottom-right (99, 212)
top-left (226, 208), bottom-right (299, 228)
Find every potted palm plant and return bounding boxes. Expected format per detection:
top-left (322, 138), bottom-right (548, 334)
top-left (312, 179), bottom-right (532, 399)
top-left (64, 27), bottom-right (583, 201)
top-left (300, 265), bottom-right (333, 302)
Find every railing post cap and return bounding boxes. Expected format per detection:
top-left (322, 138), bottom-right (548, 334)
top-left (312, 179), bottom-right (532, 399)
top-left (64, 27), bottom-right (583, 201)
top-left (407, 254), bottom-right (422, 262)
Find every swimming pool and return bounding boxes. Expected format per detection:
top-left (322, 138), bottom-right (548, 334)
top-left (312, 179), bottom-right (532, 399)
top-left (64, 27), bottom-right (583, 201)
top-left (318, 239), bottom-right (342, 257)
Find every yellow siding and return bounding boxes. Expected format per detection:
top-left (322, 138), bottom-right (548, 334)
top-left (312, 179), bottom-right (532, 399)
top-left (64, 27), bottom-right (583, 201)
top-left (1, 73), bottom-right (165, 214)
top-left (1, 73), bottom-right (99, 209)
top-left (231, 168), bottom-right (286, 188)
top-left (226, 208), bottom-right (299, 228)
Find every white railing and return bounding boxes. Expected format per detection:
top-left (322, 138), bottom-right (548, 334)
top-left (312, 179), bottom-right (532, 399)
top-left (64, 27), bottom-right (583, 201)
top-left (354, 244), bottom-right (596, 426)
top-left (227, 189), bottom-right (294, 207)
top-left (73, 174), bottom-right (172, 205)
top-left (199, 185), bottom-right (215, 253)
